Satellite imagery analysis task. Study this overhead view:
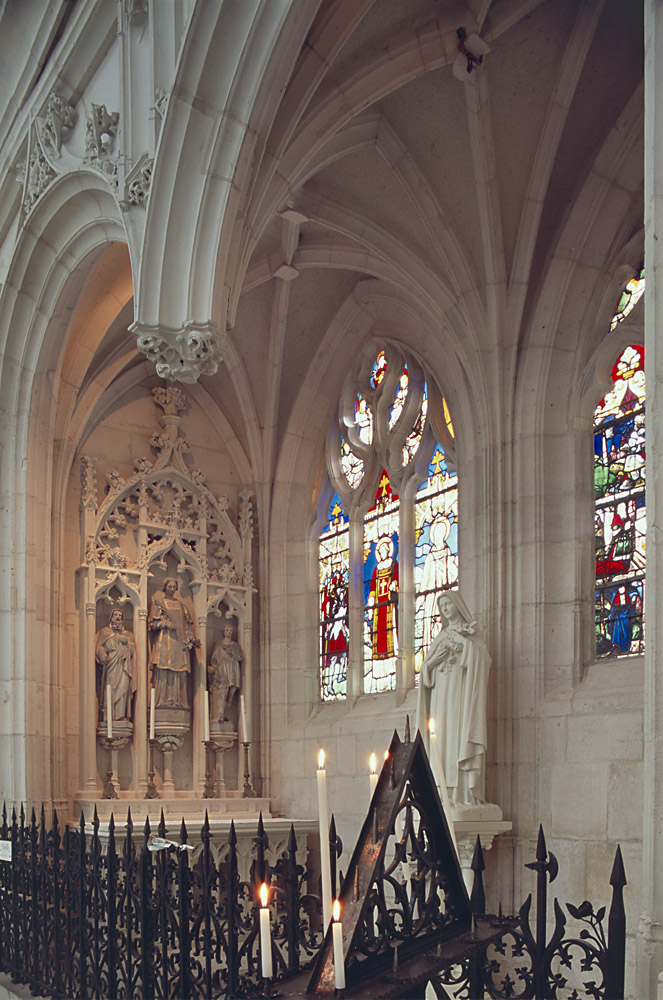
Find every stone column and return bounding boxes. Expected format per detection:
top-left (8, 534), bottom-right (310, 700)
top-left (639, 4), bottom-right (663, 993)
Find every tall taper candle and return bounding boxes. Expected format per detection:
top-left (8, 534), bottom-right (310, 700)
top-left (240, 693), bottom-right (249, 743)
top-left (317, 749), bottom-right (333, 932)
top-left (106, 685), bottom-right (112, 739)
top-left (369, 752), bottom-right (378, 797)
top-left (259, 883), bottom-right (273, 979)
top-left (332, 899), bottom-right (346, 990)
top-left (149, 688), bottom-right (155, 741)
top-left (204, 690), bottom-right (210, 743)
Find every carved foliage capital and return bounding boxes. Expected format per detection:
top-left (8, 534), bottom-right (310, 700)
top-left (132, 321), bottom-right (227, 383)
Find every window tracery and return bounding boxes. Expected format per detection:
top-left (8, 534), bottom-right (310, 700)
top-left (319, 344), bottom-right (458, 700)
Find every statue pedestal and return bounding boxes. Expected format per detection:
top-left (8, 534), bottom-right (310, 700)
top-left (207, 725), bottom-right (237, 796)
top-left (449, 802), bottom-right (512, 892)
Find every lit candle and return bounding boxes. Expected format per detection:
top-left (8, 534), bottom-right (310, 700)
top-left (106, 685), bottom-right (112, 739)
top-left (428, 718), bottom-right (459, 858)
top-left (369, 752), bottom-right (378, 797)
top-left (240, 694), bottom-right (249, 743)
top-left (259, 883), bottom-right (273, 979)
top-left (204, 690), bottom-right (210, 743)
top-left (332, 899), bottom-right (346, 990)
top-left (317, 749), bottom-right (333, 932)
top-left (149, 688), bottom-right (155, 741)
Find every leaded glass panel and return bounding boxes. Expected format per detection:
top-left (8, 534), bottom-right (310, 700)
top-left (594, 343), bottom-right (645, 657)
top-left (389, 365), bottom-right (409, 428)
top-left (414, 445), bottom-right (459, 672)
top-left (319, 493), bottom-right (349, 700)
top-left (610, 262), bottom-right (645, 331)
top-left (402, 388), bottom-right (428, 466)
top-left (363, 472), bottom-right (399, 693)
top-left (340, 435), bottom-right (363, 489)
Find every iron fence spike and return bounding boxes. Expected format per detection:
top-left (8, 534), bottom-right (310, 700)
top-left (610, 844), bottom-right (627, 888)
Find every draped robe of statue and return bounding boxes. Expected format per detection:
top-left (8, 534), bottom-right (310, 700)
top-left (95, 611), bottom-right (136, 723)
top-left (148, 579), bottom-right (196, 709)
top-left (209, 627), bottom-right (243, 724)
top-left (416, 591), bottom-right (490, 806)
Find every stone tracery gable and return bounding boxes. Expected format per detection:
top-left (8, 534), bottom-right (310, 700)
top-left (80, 387), bottom-right (252, 612)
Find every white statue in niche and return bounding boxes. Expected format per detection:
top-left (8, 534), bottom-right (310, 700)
top-left (416, 591), bottom-right (490, 807)
top-left (148, 577), bottom-right (200, 709)
top-left (208, 624), bottom-right (243, 726)
top-left (95, 608), bottom-right (136, 725)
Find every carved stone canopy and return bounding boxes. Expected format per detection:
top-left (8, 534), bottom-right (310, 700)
top-left (81, 385), bottom-right (253, 616)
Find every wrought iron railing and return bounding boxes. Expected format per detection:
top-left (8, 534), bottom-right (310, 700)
top-left (0, 805), bottom-right (322, 999)
top-left (0, 804), bottom-right (626, 1000)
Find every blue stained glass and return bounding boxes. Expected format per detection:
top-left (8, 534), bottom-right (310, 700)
top-left (414, 444), bottom-right (459, 671)
top-left (326, 492), bottom-right (348, 529)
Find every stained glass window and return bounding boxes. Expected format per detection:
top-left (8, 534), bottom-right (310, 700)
top-left (389, 366), bottom-right (409, 429)
top-left (340, 435), bottom-right (363, 489)
top-left (318, 344), bottom-right (458, 699)
top-left (610, 262), bottom-right (644, 331)
top-left (403, 389), bottom-right (428, 467)
top-left (414, 446), bottom-right (459, 671)
top-left (354, 394), bottom-right (373, 445)
top-left (319, 493), bottom-right (349, 700)
top-left (594, 343), bottom-right (645, 657)
top-left (363, 472), bottom-right (400, 694)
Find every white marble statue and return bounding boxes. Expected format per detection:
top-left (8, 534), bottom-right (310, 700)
top-left (416, 591), bottom-right (490, 807)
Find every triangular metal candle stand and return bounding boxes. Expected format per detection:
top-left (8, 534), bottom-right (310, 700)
top-left (307, 728), bottom-right (470, 996)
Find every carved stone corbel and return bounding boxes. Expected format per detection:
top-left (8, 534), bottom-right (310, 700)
top-left (39, 93), bottom-right (77, 157)
top-left (131, 320), bottom-right (227, 383)
top-left (84, 104), bottom-right (120, 184)
top-left (123, 153), bottom-right (154, 208)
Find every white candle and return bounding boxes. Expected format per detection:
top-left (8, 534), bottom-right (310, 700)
top-left (106, 684), bottom-right (112, 739)
top-left (240, 694), bottom-right (249, 743)
top-left (317, 749), bottom-right (333, 932)
top-left (259, 883), bottom-right (273, 979)
top-left (149, 688), bottom-right (155, 740)
top-left (332, 899), bottom-right (346, 990)
top-left (428, 718), bottom-right (459, 858)
top-left (204, 690), bottom-right (210, 743)
top-left (369, 752), bottom-right (378, 797)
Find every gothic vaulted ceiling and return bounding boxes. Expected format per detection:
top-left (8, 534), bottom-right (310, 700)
top-left (200, 0), bottom-right (644, 487)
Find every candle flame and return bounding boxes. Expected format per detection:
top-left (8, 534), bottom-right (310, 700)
top-left (428, 718), bottom-right (436, 736)
top-left (384, 750), bottom-right (390, 761)
top-left (318, 748), bottom-right (325, 770)
top-left (332, 899), bottom-right (341, 922)
top-left (369, 752), bottom-right (377, 774)
top-left (260, 882), bottom-right (268, 908)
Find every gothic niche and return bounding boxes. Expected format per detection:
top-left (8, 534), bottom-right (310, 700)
top-left (78, 386), bottom-right (254, 801)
